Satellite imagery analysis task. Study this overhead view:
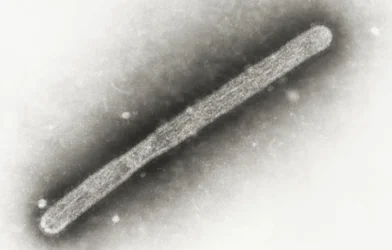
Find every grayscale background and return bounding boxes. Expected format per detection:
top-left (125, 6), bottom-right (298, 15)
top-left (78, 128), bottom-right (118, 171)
top-left (1, 0), bottom-right (391, 249)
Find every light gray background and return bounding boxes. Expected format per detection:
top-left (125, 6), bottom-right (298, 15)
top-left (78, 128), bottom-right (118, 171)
top-left (1, 0), bottom-right (391, 249)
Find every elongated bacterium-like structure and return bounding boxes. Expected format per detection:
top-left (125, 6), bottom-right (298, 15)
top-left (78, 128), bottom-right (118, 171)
top-left (40, 25), bottom-right (333, 235)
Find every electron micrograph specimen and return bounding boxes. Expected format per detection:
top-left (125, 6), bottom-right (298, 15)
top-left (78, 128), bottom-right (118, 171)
top-left (1, 0), bottom-right (392, 250)
top-left (40, 26), bottom-right (332, 235)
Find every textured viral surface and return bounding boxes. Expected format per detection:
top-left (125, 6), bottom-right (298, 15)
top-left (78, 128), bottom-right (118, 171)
top-left (2, 0), bottom-right (392, 249)
top-left (40, 26), bottom-right (332, 235)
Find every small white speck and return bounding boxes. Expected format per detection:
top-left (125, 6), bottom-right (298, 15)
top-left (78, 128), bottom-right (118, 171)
top-left (121, 112), bottom-right (131, 119)
top-left (189, 129), bottom-right (197, 137)
top-left (370, 26), bottom-right (381, 36)
top-left (186, 107), bottom-right (194, 113)
top-left (46, 124), bottom-right (57, 131)
top-left (252, 142), bottom-right (257, 147)
top-left (37, 199), bottom-right (47, 209)
top-left (140, 172), bottom-right (146, 178)
top-left (112, 214), bottom-right (120, 223)
top-left (286, 90), bottom-right (300, 102)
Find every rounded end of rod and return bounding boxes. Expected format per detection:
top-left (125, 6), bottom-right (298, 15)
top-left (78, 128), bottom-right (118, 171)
top-left (39, 212), bottom-right (64, 236)
top-left (309, 25), bottom-right (333, 50)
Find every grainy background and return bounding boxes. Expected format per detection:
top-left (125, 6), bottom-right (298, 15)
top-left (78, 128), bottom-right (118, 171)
top-left (1, 0), bottom-right (391, 249)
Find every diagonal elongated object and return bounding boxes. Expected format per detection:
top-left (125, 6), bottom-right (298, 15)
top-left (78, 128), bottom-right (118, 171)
top-left (40, 25), bottom-right (333, 235)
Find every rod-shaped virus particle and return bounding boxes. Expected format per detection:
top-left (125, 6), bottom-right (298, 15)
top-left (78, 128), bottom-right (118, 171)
top-left (40, 25), bottom-right (333, 235)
